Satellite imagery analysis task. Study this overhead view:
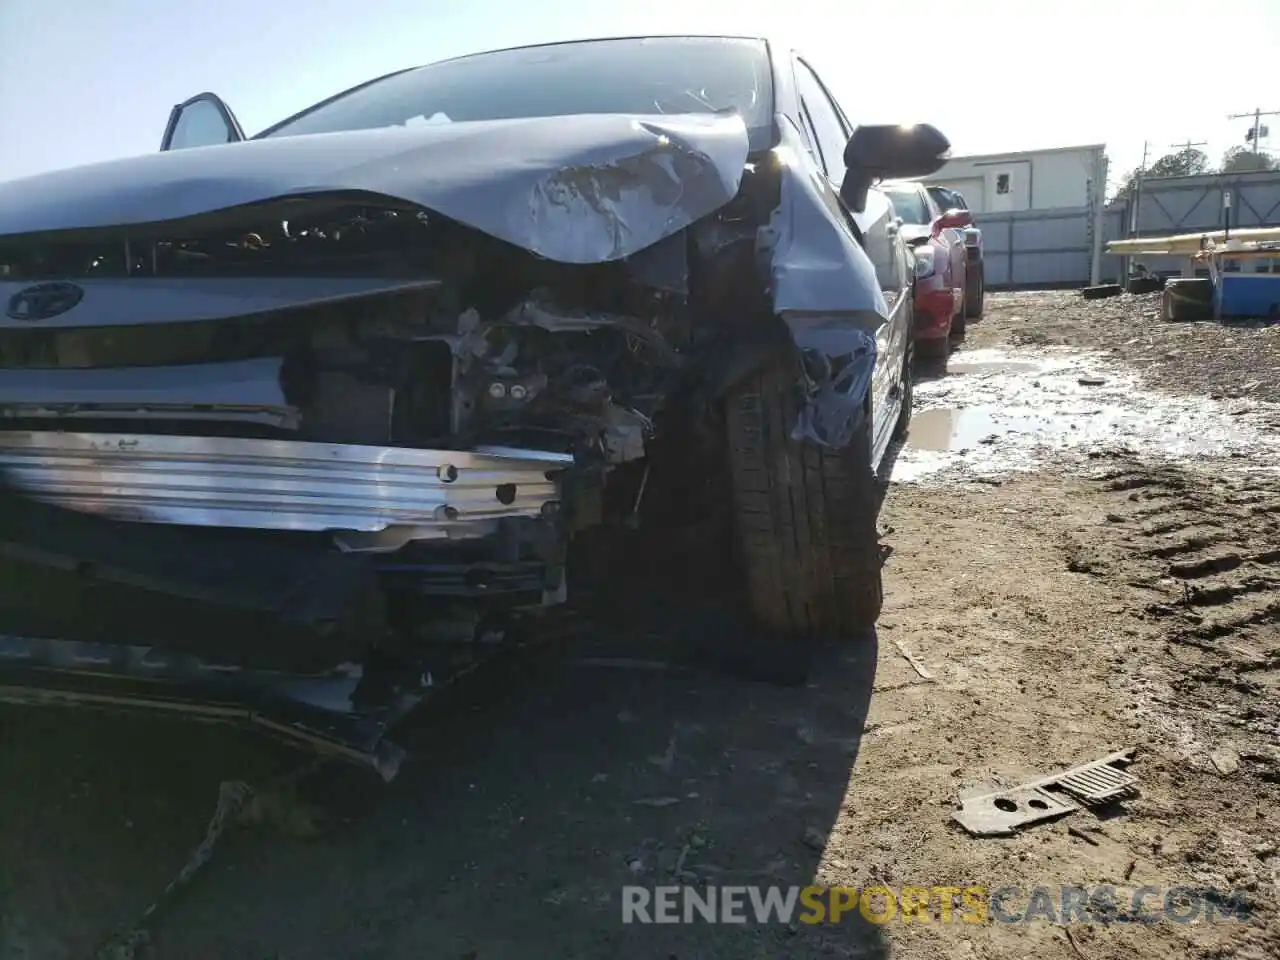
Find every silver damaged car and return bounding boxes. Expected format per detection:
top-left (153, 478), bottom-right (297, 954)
top-left (0, 36), bottom-right (948, 773)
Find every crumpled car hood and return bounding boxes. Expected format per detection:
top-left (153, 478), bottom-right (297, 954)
top-left (0, 113), bottom-right (750, 264)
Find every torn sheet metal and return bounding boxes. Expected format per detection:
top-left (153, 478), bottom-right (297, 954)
top-left (0, 634), bottom-right (419, 780)
top-left (952, 749), bottom-right (1138, 837)
top-left (0, 113), bottom-right (750, 265)
top-left (0, 431), bottom-right (571, 538)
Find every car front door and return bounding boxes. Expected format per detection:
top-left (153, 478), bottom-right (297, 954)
top-left (160, 93), bottom-right (245, 151)
top-left (792, 56), bottom-right (909, 450)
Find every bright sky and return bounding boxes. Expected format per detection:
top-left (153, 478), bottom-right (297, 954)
top-left (1, 0), bottom-right (1277, 193)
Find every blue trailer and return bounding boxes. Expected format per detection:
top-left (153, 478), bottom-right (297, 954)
top-left (1208, 242), bottom-right (1280, 321)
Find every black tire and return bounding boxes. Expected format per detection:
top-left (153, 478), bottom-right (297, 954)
top-left (1081, 283), bottom-right (1124, 300)
top-left (964, 263), bottom-right (985, 318)
top-left (1126, 275), bottom-right (1162, 295)
top-left (1162, 278), bottom-right (1213, 322)
top-left (724, 355), bottom-right (883, 640)
top-left (916, 335), bottom-right (950, 366)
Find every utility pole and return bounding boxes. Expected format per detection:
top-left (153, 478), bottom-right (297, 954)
top-left (1128, 140), bottom-right (1150, 237)
top-left (1122, 140), bottom-right (1153, 280)
top-left (1170, 138), bottom-right (1208, 155)
top-left (1227, 108), bottom-right (1280, 150)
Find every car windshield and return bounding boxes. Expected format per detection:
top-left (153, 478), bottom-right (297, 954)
top-left (258, 37), bottom-right (774, 149)
top-left (884, 189), bottom-right (931, 225)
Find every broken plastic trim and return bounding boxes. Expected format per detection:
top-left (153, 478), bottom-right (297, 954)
top-left (952, 749), bottom-right (1139, 837)
top-left (0, 357), bottom-right (296, 429)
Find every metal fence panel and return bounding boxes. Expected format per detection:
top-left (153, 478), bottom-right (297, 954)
top-left (1103, 169), bottom-right (1280, 279)
top-left (975, 207), bottom-right (1094, 288)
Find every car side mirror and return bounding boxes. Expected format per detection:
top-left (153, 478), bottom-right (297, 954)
top-left (839, 124), bottom-right (951, 212)
top-left (933, 209), bottom-right (972, 233)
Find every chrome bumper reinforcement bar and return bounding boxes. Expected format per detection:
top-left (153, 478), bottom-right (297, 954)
top-left (0, 431), bottom-right (571, 539)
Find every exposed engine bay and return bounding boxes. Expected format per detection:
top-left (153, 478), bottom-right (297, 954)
top-left (0, 172), bottom-right (780, 687)
top-left (0, 197), bottom-right (701, 458)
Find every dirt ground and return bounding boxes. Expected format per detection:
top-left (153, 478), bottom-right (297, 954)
top-left (1, 290), bottom-right (1278, 960)
top-left (985, 289), bottom-right (1280, 406)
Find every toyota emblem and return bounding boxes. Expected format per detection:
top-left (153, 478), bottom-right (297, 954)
top-left (6, 281), bottom-right (85, 322)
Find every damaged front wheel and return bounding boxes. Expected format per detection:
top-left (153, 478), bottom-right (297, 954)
top-left (724, 357), bottom-right (883, 644)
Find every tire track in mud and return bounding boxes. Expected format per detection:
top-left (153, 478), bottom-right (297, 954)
top-left (1069, 456), bottom-right (1280, 783)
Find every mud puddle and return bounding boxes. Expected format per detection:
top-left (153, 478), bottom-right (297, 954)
top-left (945, 359), bottom-right (1040, 376)
top-left (906, 407), bottom-right (1046, 453)
top-left (893, 347), bottom-right (1280, 483)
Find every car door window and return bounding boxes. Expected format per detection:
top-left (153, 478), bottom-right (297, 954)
top-left (882, 188), bottom-right (931, 226)
top-left (161, 94), bottom-right (244, 152)
top-left (793, 60), bottom-right (848, 183)
top-left (167, 101), bottom-right (235, 150)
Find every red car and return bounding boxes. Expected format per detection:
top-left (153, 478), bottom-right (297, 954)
top-left (883, 181), bottom-right (971, 361)
top-left (928, 185), bottom-right (985, 319)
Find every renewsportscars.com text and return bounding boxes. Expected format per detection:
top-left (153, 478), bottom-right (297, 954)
top-left (621, 884), bottom-right (1254, 926)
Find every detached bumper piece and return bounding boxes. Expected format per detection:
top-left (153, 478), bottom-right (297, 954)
top-left (0, 634), bottom-right (420, 781)
top-left (0, 486), bottom-right (421, 776)
top-left (0, 480), bottom-right (385, 670)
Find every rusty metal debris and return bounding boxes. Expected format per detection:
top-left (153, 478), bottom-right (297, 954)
top-left (952, 748), bottom-right (1138, 837)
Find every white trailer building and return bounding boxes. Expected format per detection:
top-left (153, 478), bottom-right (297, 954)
top-left (919, 144), bottom-right (1110, 286)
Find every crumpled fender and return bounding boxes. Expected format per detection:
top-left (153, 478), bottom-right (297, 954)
top-left (758, 119), bottom-right (889, 449)
top-left (780, 315), bottom-right (878, 448)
